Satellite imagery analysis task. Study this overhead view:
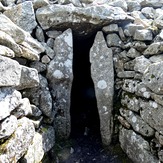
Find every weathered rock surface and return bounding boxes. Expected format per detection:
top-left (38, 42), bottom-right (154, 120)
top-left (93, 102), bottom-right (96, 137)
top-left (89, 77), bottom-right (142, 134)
top-left (119, 128), bottom-right (159, 163)
top-left (4, 1), bottom-right (37, 33)
top-left (47, 28), bottom-right (73, 138)
top-left (36, 4), bottom-right (133, 36)
top-left (90, 31), bottom-right (114, 145)
top-left (0, 117), bottom-right (35, 163)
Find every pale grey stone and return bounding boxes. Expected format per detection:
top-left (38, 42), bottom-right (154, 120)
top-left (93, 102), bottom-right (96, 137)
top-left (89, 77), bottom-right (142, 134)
top-left (120, 109), bottom-right (155, 137)
top-left (119, 128), bottom-right (159, 163)
top-left (149, 55), bottom-right (163, 63)
top-left (0, 14), bottom-right (25, 44)
top-left (158, 150), bottom-right (163, 162)
top-left (117, 71), bottom-right (135, 78)
top-left (140, 100), bottom-right (163, 134)
top-left (30, 117), bottom-right (43, 129)
top-left (0, 2), bottom-right (11, 12)
top-left (0, 45), bottom-right (15, 58)
top-left (12, 98), bottom-right (32, 118)
top-left (109, 0), bottom-right (127, 11)
top-left (134, 55), bottom-right (151, 74)
top-left (41, 42), bottom-right (55, 59)
top-left (118, 116), bottom-right (131, 129)
top-left (102, 24), bottom-right (119, 34)
top-left (155, 132), bottom-right (163, 146)
top-left (90, 31), bottom-right (114, 145)
top-left (126, 48), bottom-right (141, 59)
top-left (143, 61), bottom-right (163, 94)
top-left (134, 29), bottom-right (153, 41)
top-left (118, 27), bottom-right (126, 41)
top-left (16, 65), bottom-right (39, 90)
top-left (106, 33), bottom-right (123, 47)
top-left (41, 55), bottom-right (51, 64)
top-left (0, 117), bottom-right (35, 163)
top-left (143, 42), bottom-right (163, 55)
top-left (47, 29), bottom-right (73, 138)
top-left (141, 7), bottom-right (155, 19)
top-left (121, 91), bottom-right (140, 112)
top-left (124, 60), bottom-right (135, 71)
top-left (33, 0), bottom-right (49, 9)
top-left (122, 79), bottom-right (139, 93)
top-left (0, 88), bottom-right (21, 121)
top-left (46, 38), bottom-right (54, 48)
top-left (35, 26), bottom-right (45, 42)
top-left (30, 105), bottom-right (42, 117)
top-left (126, 1), bottom-right (141, 12)
top-left (0, 30), bottom-right (22, 55)
top-left (36, 4), bottom-right (133, 36)
top-left (46, 30), bottom-right (62, 39)
top-left (124, 24), bottom-right (144, 37)
top-left (0, 56), bottom-right (21, 87)
top-left (140, 0), bottom-right (163, 8)
top-left (151, 93), bottom-right (163, 107)
top-left (1, 0), bottom-right (15, 6)
top-left (4, 1), bottom-right (37, 33)
top-left (0, 115), bottom-right (17, 139)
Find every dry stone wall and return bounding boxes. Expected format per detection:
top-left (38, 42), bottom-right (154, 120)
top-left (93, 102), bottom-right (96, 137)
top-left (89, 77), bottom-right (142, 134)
top-left (0, 0), bottom-right (163, 162)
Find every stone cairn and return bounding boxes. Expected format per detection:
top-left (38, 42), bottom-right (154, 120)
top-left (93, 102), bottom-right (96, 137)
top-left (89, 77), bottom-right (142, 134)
top-left (0, 0), bottom-right (163, 162)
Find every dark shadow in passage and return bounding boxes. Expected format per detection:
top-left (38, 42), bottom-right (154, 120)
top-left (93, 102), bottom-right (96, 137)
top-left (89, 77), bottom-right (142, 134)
top-left (70, 34), bottom-right (101, 139)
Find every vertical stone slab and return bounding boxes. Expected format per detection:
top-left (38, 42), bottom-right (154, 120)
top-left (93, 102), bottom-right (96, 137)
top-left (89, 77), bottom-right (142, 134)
top-left (46, 28), bottom-right (73, 139)
top-left (90, 31), bottom-right (114, 145)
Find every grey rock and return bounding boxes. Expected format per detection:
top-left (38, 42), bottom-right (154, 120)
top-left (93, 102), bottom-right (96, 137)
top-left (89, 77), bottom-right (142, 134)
top-left (0, 45), bottom-right (15, 58)
top-left (4, 1), bottom-right (37, 34)
top-left (140, 0), bottom-right (163, 8)
top-left (134, 29), bottom-right (153, 41)
top-left (33, 0), bottom-right (49, 9)
top-left (35, 26), bottom-right (45, 42)
top-left (140, 100), bottom-right (163, 134)
top-left (121, 91), bottom-right (140, 112)
top-left (46, 38), bottom-right (54, 48)
top-left (143, 42), bottom-right (163, 55)
top-left (124, 60), bottom-right (135, 71)
top-left (41, 55), bottom-right (51, 64)
top-left (0, 87), bottom-right (21, 121)
top-left (122, 79), bottom-right (139, 93)
top-left (134, 55), bottom-right (151, 74)
top-left (46, 30), bottom-right (62, 39)
top-left (41, 42), bottom-right (55, 59)
top-left (0, 56), bottom-right (21, 87)
top-left (155, 132), bottom-right (163, 146)
top-left (120, 109), bottom-right (155, 137)
top-left (0, 117), bottom-right (35, 163)
top-left (1, 0), bottom-right (15, 6)
top-left (0, 115), bottom-right (18, 139)
top-left (151, 93), bottom-right (163, 107)
top-left (158, 150), bottom-right (163, 162)
top-left (149, 54), bottom-right (163, 63)
top-left (0, 14), bottom-right (25, 43)
top-left (143, 61), bottom-right (163, 94)
top-left (106, 33), bottom-right (123, 47)
top-left (119, 128), bottom-right (159, 163)
top-left (141, 7), bottom-right (155, 19)
top-left (102, 24), bottom-right (119, 34)
top-left (30, 61), bottom-right (47, 73)
top-left (90, 31), bottom-right (114, 145)
top-left (117, 71), bottom-right (135, 78)
top-left (16, 65), bottom-right (39, 90)
top-left (47, 29), bottom-right (73, 138)
top-left (126, 1), bottom-right (141, 12)
top-left (126, 48), bottom-right (141, 59)
top-left (118, 116), bottom-right (131, 129)
top-left (36, 4), bottom-right (133, 37)
top-left (109, 0), bottom-right (127, 11)
top-left (30, 105), bottom-right (42, 117)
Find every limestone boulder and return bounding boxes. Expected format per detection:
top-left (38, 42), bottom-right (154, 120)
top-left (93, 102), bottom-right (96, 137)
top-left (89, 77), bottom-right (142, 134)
top-left (0, 117), bottom-right (35, 163)
top-left (90, 31), bottom-right (114, 145)
top-left (46, 28), bottom-right (73, 138)
top-left (143, 61), bottom-right (163, 94)
top-left (0, 87), bottom-right (21, 121)
top-left (4, 1), bottom-right (37, 33)
top-left (119, 128), bottom-right (159, 163)
top-left (36, 4), bottom-right (133, 37)
top-left (0, 45), bottom-right (15, 58)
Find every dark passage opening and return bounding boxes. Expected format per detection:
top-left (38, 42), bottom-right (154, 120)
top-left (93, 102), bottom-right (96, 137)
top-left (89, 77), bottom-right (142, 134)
top-left (70, 34), bottom-right (101, 139)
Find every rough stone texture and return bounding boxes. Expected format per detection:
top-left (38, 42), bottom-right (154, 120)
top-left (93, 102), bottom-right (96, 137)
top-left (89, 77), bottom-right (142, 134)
top-left (140, 100), bottom-right (163, 134)
top-left (0, 45), bottom-right (15, 58)
top-left (0, 115), bottom-right (17, 139)
top-left (36, 4), bottom-right (133, 36)
top-left (119, 128), bottom-right (159, 163)
top-left (0, 55), bottom-right (21, 87)
top-left (33, 0), bottom-right (49, 9)
top-left (0, 88), bottom-right (21, 121)
top-left (122, 79), bottom-right (139, 93)
top-left (134, 29), bottom-right (153, 41)
top-left (126, 48), bottom-right (141, 59)
top-left (0, 14), bottom-right (25, 43)
top-left (4, 1), bottom-right (37, 33)
top-left (120, 109), bottom-right (155, 137)
top-left (47, 28), bottom-right (73, 138)
top-left (90, 31), bottom-right (114, 145)
top-left (0, 117), bottom-right (35, 163)
top-left (106, 33), bottom-right (123, 47)
top-left (143, 61), bottom-right (163, 94)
